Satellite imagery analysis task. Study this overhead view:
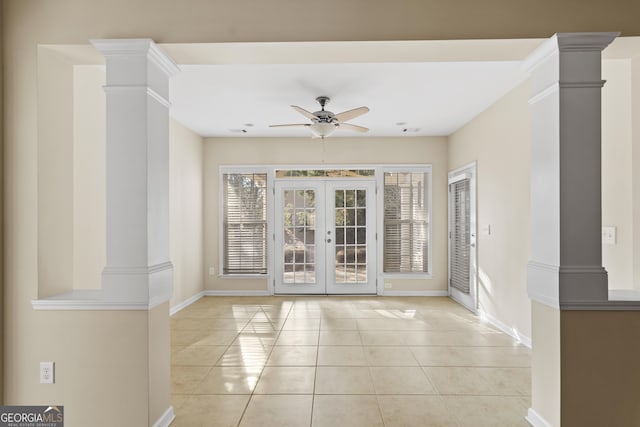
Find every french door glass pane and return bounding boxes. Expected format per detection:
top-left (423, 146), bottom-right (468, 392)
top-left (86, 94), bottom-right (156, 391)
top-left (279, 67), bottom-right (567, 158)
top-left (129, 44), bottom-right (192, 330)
top-left (334, 189), bottom-right (367, 284)
top-left (283, 189), bottom-right (316, 284)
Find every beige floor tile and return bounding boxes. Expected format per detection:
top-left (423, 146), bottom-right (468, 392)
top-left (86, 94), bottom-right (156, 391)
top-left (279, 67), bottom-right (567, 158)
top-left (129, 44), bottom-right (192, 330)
top-left (172, 345), bottom-right (227, 366)
top-left (254, 366), bottom-right (316, 394)
top-left (231, 333), bottom-right (277, 348)
top-left (170, 394), bottom-right (189, 411)
top-left (317, 345), bottom-right (367, 366)
top-left (315, 366), bottom-right (375, 394)
top-left (193, 366), bottom-right (262, 394)
top-left (312, 395), bottom-right (383, 427)
top-left (275, 330), bottom-right (319, 345)
top-left (483, 367), bottom-right (531, 396)
top-left (171, 366), bottom-right (211, 394)
top-left (267, 345), bottom-right (318, 366)
top-left (410, 346), bottom-right (477, 366)
top-left (282, 318), bottom-right (321, 330)
top-left (377, 395), bottom-right (459, 427)
top-left (401, 330), bottom-right (484, 346)
top-left (370, 367), bottom-right (436, 394)
top-left (239, 395), bottom-right (313, 427)
top-left (241, 321), bottom-right (282, 334)
top-left (319, 330), bottom-right (362, 345)
top-left (170, 296), bottom-right (533, 426)
top-left (359, 331), bottom-right (406, 346)
top-left (443, 395), bottom-right (530, 426)
top-left (171, 330), bottom-right (210, 346)
top-left (364, 346), bottom-right (419, 366)
top-left (194, 330), bottom-right (240, 346)
top-left (319, 318), bottom-right (359, 330)
top-left (423, 366), bottom-right (494, 395)
top-left (473, 346), bottom-right (531, 367)
top-left (172, 394), bottom-right (250, 427)
top-left (216, 345), bottom-right (272, 367)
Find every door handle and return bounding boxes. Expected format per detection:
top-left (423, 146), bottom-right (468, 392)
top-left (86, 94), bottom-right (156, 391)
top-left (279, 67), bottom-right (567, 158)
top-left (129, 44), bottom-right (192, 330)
top-left (327, 238), bottom-right (332, 243)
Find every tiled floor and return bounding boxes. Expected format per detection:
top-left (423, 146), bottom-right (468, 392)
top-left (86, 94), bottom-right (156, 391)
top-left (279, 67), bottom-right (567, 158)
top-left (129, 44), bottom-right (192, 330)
top-left (170, 296), bottom-right (531, 426)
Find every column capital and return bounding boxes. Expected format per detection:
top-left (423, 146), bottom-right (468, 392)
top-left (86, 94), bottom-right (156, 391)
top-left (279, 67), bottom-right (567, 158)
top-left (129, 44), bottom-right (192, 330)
top-left (91, 38), bottom-right (179, 78)
top-left (522, 32), bottom-right (619, 74)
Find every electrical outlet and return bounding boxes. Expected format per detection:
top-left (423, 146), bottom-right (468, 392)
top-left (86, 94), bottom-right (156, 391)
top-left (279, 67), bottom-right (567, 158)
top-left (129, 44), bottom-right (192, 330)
top-left (384, 282), bottom-right (393, 289)
top-left (209, 267), bottom-right (215, 276)
top-left (40, 361), bottom-right (54, 384)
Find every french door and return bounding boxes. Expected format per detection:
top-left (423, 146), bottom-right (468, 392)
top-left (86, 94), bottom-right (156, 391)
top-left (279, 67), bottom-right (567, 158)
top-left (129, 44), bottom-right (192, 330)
top-left (448, 164), bottom-right (477, 312)
top-left (274, 179), bottom-right (376, 294)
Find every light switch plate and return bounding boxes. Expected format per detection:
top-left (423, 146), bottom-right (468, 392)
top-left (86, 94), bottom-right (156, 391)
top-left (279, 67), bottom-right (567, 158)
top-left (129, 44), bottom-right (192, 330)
top-left (602, 226), bottom-right (616, 245)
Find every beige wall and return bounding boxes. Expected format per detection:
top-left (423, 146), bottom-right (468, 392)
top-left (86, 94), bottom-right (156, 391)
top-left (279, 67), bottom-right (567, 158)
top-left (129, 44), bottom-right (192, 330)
top-left (448, 81), bottom-right (532, 338)
top-left (602, 59), bottom-right (634, 289)
top-left (170, 120), bottom-right (204, 306)
top-left (561, 310), bottom-right (640, 427)
top-left (531, 302), bottom-right (561, 427)
top-left (203, 137), bottom-right (449, 293)
top-left (73, 65), bottom-right (106, 290)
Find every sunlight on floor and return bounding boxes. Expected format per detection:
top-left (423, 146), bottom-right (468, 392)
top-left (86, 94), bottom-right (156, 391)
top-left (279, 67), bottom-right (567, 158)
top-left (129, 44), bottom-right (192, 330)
top-left (170, 296), bottom-right (531, 427)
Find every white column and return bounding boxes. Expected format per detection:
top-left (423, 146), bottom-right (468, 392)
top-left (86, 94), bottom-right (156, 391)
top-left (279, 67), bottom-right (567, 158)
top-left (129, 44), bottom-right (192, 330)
top-left (523, 32), bottom-right (618, 310)
top-left (91, 39), bottom-right (179, 305)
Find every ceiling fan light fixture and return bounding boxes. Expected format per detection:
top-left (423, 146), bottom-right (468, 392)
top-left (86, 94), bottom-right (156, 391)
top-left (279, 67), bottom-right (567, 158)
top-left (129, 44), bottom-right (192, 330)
top-left (309, 122), bottom-right (336, 138)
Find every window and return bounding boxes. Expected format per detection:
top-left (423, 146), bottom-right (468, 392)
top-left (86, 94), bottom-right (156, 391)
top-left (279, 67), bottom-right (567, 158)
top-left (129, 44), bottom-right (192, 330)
top-left (222, 172), bottom-right (268, 275)
top-left (383, 170), bottom-right (430, 274)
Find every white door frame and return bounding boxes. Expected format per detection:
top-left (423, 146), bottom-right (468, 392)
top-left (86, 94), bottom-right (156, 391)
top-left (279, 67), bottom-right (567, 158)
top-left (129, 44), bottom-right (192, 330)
top-left (448, 162), bottom-right (478, 312)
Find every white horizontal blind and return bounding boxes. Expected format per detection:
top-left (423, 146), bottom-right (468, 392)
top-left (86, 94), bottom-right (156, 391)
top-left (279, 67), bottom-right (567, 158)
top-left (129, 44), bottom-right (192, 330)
top-left (383, 172), bottom-right (428, 273)
top-left (223, 173), bottom-right (268, 274)
top-left (449, 178), bottom-right (470, 293)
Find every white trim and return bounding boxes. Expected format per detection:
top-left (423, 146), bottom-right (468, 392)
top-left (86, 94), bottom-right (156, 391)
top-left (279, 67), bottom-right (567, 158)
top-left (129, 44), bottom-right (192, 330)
top-left (525, 408), bottom-right (554, 427)
top-left (526, 261), bottom-right (560, 309)
top-left (521, 35), bottom-right (558, 73)
top-left (528, 82), bottom-right (559, 105)
top-left (31, 290), bottom-right (166, 311)
top-left (204, 290), bottom-right (271, 297)
top-left (102, 261), bottom-right (173, 276)
top-left (382, 290), bottom-right (448, 297)
top-left (478, 309), bottom-right (532, 348)
top-left (170, 291), bottom-right (205, 316)
top-left (152, 406), bottom-right (175, 427)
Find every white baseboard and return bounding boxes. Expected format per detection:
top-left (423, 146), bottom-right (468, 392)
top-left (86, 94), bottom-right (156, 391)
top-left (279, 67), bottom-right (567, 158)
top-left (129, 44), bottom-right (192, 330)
top-left (153, 406), bottom-right (175, 427)
top-left (204, 290), bottom-right (271, 297)
top-left (478, 309), bottom-right (532, 348)
top-left (525, 408), bottom-right (554, 427)
top-left (170, 291), bottom-right (205, 316)
top-left (382, 290), bottom-right (449, 297)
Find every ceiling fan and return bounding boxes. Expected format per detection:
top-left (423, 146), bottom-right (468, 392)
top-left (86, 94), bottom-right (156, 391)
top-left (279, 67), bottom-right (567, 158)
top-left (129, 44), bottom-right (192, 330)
top-left (270, 96), bottom-right (369, 139)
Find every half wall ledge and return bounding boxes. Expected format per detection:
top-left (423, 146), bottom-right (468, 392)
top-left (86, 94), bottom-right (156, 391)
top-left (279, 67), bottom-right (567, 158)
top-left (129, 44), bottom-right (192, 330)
top-left (31, 289), bottom-right (169, 310)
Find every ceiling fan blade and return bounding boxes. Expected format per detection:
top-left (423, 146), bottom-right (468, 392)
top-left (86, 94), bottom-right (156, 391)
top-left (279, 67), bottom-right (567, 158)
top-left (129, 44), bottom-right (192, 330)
top-left (338, 123), bottom-right (369, 133)
top-left (291, 105), bottom-right (318, 120)
top-left (334, 106), bottom-right (369, 122)
top-left (269, 123), bottom-right (311, 128)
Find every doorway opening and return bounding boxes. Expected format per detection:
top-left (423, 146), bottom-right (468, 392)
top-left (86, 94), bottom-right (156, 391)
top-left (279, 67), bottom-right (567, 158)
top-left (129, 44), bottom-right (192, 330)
top-left (448, 162), bottom-right (478, 312)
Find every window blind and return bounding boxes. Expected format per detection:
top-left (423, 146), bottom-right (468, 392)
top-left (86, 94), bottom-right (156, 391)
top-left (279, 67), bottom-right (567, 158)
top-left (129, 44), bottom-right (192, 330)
top-left (383, 171), bottom-right (429, 273)
top-left (222, 173), bottom-right (268, 275)
top-left (449, 178), bottom-right (470, 293)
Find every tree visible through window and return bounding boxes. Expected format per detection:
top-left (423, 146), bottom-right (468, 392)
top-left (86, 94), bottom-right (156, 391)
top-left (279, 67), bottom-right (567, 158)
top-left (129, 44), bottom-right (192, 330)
top-left (383, 171), bottom-right (429, 273)
top-left (222, 173), bottom-right (268, 274)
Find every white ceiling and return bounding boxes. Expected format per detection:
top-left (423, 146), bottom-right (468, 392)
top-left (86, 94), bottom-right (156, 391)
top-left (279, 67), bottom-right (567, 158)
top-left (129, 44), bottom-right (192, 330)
top-left (165, 40), bottom-right (545, 138)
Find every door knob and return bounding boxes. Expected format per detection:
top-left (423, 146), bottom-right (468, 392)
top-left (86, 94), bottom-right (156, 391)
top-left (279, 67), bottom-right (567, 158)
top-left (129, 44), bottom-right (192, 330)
top-left (327, 238), bottom-right (332, 243)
